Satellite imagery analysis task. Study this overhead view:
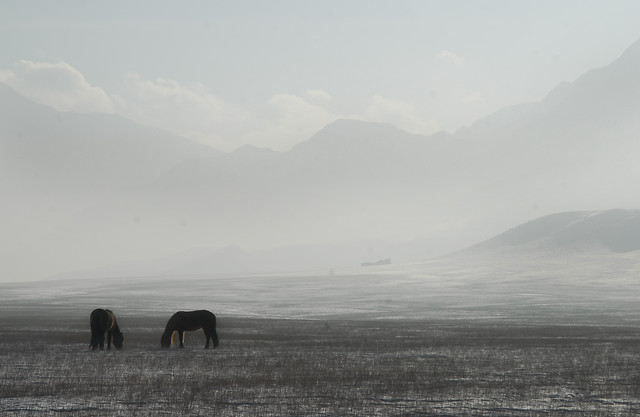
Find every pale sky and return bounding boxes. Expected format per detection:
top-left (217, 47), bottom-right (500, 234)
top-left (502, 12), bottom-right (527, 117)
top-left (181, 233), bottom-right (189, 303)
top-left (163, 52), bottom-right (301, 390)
top-left (1, 0), bottom-right (639, 151)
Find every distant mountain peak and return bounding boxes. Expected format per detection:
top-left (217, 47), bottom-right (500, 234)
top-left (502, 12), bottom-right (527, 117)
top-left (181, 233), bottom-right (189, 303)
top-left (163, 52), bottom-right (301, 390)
top-left (288, 119), bottom-right (429, 156)
top-left (231, 144), bottom-right (281, 158)
top-left (0, 82), bottom-right (222, 191)
top-left (616, 36), bottom-right (640, 65)
top-left (309, 119), bottom-right (405, 142)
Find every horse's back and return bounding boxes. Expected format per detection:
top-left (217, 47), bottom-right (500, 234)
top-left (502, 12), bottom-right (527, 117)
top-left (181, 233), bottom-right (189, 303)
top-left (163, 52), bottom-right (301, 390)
top-left (90, 308), bottom-right (105, 326)
top-left (192, 310), bottom-right (216, 325)
top-left (194, 309), bottom-right (215, 319)
top-left (90, 308), bottom-right (115, 331)
top-left (173, 310), bottom-right (216, 329)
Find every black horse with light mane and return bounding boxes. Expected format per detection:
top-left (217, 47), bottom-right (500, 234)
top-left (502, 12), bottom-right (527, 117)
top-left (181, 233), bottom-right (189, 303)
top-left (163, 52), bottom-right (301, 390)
top-left (89, 308), bottom-right (124, 350)
top-left (160, 310), bottom-right (219, 349)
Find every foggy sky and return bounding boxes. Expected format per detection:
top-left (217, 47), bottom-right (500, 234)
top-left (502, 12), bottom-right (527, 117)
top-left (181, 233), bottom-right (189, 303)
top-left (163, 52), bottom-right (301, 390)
top-left (1, 1), bottom-right (639, 151)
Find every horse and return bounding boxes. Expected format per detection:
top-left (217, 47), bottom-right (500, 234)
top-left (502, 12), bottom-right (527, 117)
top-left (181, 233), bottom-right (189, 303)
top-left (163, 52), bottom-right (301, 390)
top-left (89, 308), bottom-right (124, 350)
top-left (160, 310), bottom-right (219, 349)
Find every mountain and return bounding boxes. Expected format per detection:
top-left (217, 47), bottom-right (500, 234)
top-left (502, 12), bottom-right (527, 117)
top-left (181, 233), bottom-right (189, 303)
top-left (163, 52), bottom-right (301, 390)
top-left (0, 82), bottom-right (222, 280)
top-left (287, 119), bottom-right (476, 190)
top-left (0, 80), bottom-right (221, 227)
top-left (465, 209), bottom-right (640, 256)
top-left (459, 38), bottom-right (640, 144)
top-left (452, 38), bottom-right (640, 231)
top-left (50, 118), bottom-right (477, 278)
top-left (0, 82), bottom-right (221, 194)
top-left (4, 37), bottom-right (640, 282)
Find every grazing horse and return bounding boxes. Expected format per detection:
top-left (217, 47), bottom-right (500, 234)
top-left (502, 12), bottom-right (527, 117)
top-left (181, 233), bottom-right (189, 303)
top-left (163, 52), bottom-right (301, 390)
top-left (160, 310), bottom-right (219, 349)
top-left (89, 308), bottom-right (124, 350)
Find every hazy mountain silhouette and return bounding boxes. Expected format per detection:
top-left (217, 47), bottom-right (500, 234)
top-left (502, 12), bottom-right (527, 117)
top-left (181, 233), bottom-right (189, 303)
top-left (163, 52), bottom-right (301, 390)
top-left (451, 38), bottom-right (640, 234)
top-left (466, 209), bottom-right (640, 255)
top-left (0, 81), bottom-right (221, 237)
top-left (54, 118), bottom-right (478, 277)
top-left (0, 82), bottom-right (220, 193)
top-left (460, 38), bottom-right (640, 143)
top-left (3, 37), bottom-right (640, 281)
top-left (124, 33), bottom-right (640, 264)
top-left (0, 82), bottom-right (220, 280)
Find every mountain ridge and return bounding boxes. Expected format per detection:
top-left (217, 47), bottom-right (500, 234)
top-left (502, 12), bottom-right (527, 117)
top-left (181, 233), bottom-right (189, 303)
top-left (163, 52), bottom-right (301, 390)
top-left (3, 36), bottom-right (640, 281)
top-left (0, 81), bottom-right (222, 192)
top-left (463, 209), bottom-right (640, 256)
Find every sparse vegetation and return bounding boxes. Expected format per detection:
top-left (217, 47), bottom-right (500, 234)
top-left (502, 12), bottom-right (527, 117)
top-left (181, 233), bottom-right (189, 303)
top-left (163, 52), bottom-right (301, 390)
top-left (2, 312), bottom-right (640, 416)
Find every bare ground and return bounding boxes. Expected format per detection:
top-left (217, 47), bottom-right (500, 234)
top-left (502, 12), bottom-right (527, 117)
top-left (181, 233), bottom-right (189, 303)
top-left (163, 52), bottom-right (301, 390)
top-left (2, 308), bottom-right (640, 416)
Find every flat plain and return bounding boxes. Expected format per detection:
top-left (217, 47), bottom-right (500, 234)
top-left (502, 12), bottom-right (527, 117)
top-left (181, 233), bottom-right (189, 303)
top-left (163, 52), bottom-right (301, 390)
top-left (2, 306), bottom-right (640, 416)
top-left (4, 254), bottom-right (640, 416)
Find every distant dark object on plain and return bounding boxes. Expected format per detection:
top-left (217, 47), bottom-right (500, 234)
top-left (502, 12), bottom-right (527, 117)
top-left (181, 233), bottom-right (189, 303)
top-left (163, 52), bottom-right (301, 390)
top-left (361, 259), bottom-right (391, 267)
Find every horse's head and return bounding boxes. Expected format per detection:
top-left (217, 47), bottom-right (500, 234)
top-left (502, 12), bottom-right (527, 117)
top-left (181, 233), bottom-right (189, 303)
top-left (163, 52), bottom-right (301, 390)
top-left (113, 331), bottom-right (124, 349)
top-left (160, 333), bottom-right (171, 348)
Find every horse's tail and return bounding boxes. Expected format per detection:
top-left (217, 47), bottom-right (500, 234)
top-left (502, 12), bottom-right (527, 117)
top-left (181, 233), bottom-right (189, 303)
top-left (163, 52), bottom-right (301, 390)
top-left (211, 314), bottom-right (219, 348)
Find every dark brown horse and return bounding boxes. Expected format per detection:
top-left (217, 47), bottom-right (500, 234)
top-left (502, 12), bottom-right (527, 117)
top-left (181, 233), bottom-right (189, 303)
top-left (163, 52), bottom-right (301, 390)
top-left (89, 308), bottom-right (123, 350)
top-left (160, 310), bottom-right (219, 349)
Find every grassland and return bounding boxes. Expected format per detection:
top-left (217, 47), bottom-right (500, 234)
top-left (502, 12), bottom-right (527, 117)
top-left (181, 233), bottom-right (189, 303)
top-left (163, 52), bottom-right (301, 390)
top-left (2, 308), bottom-right (640, 416)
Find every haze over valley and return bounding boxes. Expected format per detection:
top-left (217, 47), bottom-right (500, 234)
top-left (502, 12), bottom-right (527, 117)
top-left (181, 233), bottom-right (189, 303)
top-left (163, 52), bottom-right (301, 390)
top-left (3, 36), bottom-right (640, 283)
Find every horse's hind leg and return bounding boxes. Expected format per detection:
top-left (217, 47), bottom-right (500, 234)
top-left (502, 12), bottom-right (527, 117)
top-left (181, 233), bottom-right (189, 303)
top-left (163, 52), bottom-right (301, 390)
top-left (106, 331), bottom-right (112, 350)
top-left (212, 328), bottom-right (219, 348)
top-left (204, 327), bottom-right (218, 349)
top-left (178, 330), bottom-right (185, 348)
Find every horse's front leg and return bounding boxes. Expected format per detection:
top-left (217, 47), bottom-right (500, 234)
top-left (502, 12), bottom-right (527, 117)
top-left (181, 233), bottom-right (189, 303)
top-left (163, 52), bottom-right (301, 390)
top-left (107, 331), bottom-right (112, 350)
top-left (90, 332), bottom-right (97, 350)
top-left (178, 330), bottom-right (185, 348)
top-left (98, 333), bottom-right (105, 350)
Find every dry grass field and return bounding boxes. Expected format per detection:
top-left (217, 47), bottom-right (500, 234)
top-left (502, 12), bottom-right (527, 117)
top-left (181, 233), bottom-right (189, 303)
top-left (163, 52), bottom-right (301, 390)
top-left (2, 308), bottom-right (640, 416)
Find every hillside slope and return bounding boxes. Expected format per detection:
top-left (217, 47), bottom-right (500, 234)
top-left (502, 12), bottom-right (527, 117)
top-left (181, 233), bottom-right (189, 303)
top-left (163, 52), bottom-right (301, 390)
top-left (467, 209), bottom-right (640, 255)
